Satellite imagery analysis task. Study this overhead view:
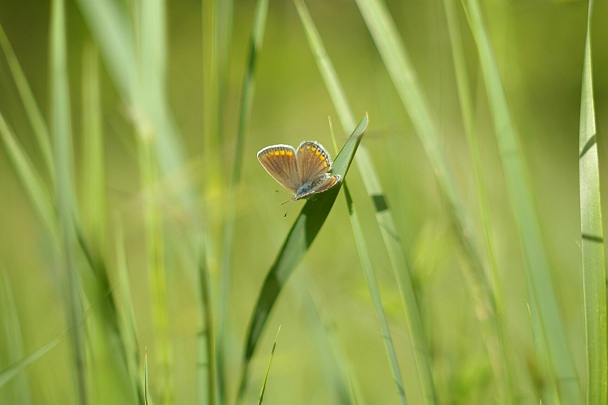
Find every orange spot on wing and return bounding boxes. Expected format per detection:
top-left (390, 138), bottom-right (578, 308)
top-left (280, 150), bottom-right (285, 155)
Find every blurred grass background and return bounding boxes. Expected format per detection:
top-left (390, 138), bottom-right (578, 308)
top-left (0, 0), bottom-right (606, 404)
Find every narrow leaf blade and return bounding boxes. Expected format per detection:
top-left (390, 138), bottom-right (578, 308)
top-left (238, 113), bottom-right (368, 400)
top-left (578, 2), bottom-right (607, 403)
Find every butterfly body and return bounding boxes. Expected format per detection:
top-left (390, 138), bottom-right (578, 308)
top-left (257, 141), bottom-right (341, 203)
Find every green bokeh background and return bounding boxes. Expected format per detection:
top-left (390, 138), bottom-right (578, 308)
top-left (0, 0), bottom-right (606, 403)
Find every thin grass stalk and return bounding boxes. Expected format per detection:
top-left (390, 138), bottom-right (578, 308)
top-left (198, 245), bottom-right (217, 405)
top-left (135, 1), bottom-right (186, 401)
top-left (114, 223), bottom-right (146, 404)
top-left (145, 348), bottom-right (149, 404)
top-left (217, 0), bottom-right (269, 402)
top-left (202, 0), bottom-right (222, 192)
top-left (0, 24), bottom-right (54, 182)
top-left (295, 1), bottom-right (436, 402)
top-left (462, 0), bottom-right (582, 402)
top-left (50, 0), bottom-right (87, 402)
top-left (343, 184), bottom-right (408, 405)
top-left (81, 42), bottom-right (107, 257)
top-left (202, 0), bottom-right (220, 144)
top-left (578, 1), bottom-right (607, 403)
top-left (257, 326), bottom-right (280, 405)
top-left (216, 0), bottom-right (233, 131)
top-left (139, 128), bottom-right (172, 404)
top-left (201, 2), bottom-right (224, 399)
top-left (442, 0), bottom-right (514, 401)
top-left (138, 0), bottom-right (188, 175)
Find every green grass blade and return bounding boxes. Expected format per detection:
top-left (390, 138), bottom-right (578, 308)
top-left (578, 1), bottom-right (607, 403)
top-left (294, 0), bottom-right (355, 129)
top-left (201, 0), bottom-right (232, 194)
top-left (139, 132), bottom-right (172, 404)
top-left (144, 348), bottom-right (149, 405)
top-left (72, 0), bottom-right (136, 100)
top-left (218, 0), bottom-right (269, 399)
top-left (342, 183), bottom-right (407, 405)
top-left (216, 0), bottom-right (233, 121)
top-left (81, 42), bottom-right (107, 255)
top-left (231, 0), bottom-right (268, 187)
top-left (0, 334), bottom-right (65, 389)
top-left (0, 112), bottom-right (59, 243)
top-left (463, 0), bottom-right (582, 402)
top-left (295, 1), bottom-right (436, 402)
top-left (237, 113), bottom-right (368, 401)
top-left (198, 246), bottom-right (217, 405)
top-left (0, 267), bottom-right (31, 403)
top-left (442, 0), bottom-right (513, 401)
top-left (257, 326), bottom-right (281, 405)
top-left (202, 0), bottom-right (221, 191)
top-left (136, 2), bottom-right (187, 402)
top-left (50, 0), bottom-right (87, 403)
top-left (137, 0), bottom-right (189, 177)
top-left (114, 223), bottom-right (146, 404)
top-left (136, 3), bottom-right (174, 396)
top-left (0, 23), bottom-right (54, 181)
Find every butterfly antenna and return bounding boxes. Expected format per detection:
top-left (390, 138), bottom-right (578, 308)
top-left (280, 198), bottom-right (296, 218)
top-left (280, 196), bottom-right (294, 205)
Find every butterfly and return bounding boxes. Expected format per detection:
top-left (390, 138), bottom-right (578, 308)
top-left (257, 141), bottom-right (341, 204)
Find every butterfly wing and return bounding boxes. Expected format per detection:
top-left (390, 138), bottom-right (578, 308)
top-left (257, 145), bottom-right (301, 192)
top-left (295, 141), bottom-right (333, 184)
